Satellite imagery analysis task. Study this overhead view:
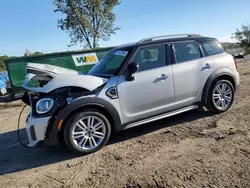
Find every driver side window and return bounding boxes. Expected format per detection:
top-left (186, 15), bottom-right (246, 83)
top-left (132, 45), bottom-right (166, 72)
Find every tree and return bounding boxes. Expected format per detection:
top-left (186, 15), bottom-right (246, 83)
top-left (33, 52), bottom-right (43, 56)
top-left (24, 49), bottom-right (43, 56)
top-left (0, 56), bottom-right (8, 71)
top-left (232, 23), bottom-right (250, 48)
top-left (24, 49), bottom-right (33, 56)
top-left (221, 42), bottom-right (240, 50)
top-left (53, 0), bottom-right (120, 49)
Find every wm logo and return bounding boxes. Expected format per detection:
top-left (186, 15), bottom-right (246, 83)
top-left (72, 53), bottom-right (99, 66)
top-left (76, 55), bottom-right (97, 64)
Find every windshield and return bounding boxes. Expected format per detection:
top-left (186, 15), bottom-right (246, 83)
top-left (88, 48), bottom-right (132, 76)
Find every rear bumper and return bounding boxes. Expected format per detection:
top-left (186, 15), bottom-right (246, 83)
top-left (234, 71), bottom-right (240, 91)
top-left (235, 83), bottom-right (240, 91)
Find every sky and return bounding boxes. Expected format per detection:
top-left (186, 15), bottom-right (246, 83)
top-left (0, 0), bottom-right (250, 56)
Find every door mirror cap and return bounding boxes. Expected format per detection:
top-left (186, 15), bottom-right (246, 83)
top-left (125, 63), bottom-right (139, 81)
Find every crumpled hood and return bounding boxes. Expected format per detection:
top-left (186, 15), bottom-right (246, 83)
top-left (22, 63), bottom-right (108, 93)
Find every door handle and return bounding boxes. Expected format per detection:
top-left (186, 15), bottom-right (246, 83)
top-left (154, 74), bottom-right (168, 83)
top-left (158, 74), bottom-right (168, 79)
top-left (203, 63), bottom-right (211, 69)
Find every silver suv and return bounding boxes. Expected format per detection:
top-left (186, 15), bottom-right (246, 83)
top-left (22, 34), bottom-right (240, 154)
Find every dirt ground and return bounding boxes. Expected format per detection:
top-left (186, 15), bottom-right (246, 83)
top-left (0, 57), bottom-right (250, 188)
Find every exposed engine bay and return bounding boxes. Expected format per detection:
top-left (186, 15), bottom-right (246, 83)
top-left (21, 63), bottom-right (109, 116)
top-left (22, 84), bottom-right (106, 117)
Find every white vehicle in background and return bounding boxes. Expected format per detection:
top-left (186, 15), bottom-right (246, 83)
top-left (233, 52), bottom-right (246, 58)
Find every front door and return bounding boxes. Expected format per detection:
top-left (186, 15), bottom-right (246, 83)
top-left (117, 44), bottom-right (175, 123)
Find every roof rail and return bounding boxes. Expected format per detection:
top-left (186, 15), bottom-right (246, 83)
top-left (138, 33), bottom-right (201, 43)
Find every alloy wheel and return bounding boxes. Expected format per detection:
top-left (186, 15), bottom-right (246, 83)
top-left (71, 116), bottom-right (106, 150)
top-left (212, 82), bottom-right (233, 110)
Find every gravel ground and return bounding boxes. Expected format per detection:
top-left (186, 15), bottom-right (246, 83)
top-left (0, 57), bottom-right (250, 188)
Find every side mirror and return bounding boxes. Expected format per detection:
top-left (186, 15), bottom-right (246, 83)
top-left (125, 62), bottom-right (139, 81)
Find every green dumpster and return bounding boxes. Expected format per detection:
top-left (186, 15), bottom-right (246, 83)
top-left (3, 46), bottom-right (114, 102)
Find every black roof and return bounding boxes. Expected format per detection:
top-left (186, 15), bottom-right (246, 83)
top-left (116, 36), bottom-right (216, 50)
top-left (140, 36), bottom-right (215, 46)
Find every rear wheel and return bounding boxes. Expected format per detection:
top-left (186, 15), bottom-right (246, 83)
top-left (64, 109), bottom-right (111, 155)
top-left (206, 80), bottom-right (234, 113)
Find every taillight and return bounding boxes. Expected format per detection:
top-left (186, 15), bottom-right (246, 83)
top-left (233, 56), bottom-right (238, 69)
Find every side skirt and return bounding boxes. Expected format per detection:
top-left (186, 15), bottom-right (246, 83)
top-left (123, 105), bottom-right (199, 130)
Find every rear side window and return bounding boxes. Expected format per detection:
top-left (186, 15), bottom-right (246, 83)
top-left (172, 41), bottom-right (201, 63)
top-left (201, 40), bottom-right (224, 56)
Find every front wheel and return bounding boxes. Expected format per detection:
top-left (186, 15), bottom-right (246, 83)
top-left (64, 109), bottom-right (111, 155)
top-left (206, 80), bottom-right (235, 113)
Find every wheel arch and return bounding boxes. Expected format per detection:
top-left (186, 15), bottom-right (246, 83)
top-left (61, 104), bottom-right (117, 132)
top-left (60, 97), bottom-right (121, 128)
top-left (201, 68), bottom-right (236, 106)
top-left (46, 97), bottom-right (121, 146)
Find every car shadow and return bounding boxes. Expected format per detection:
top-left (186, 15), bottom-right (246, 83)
top-left (0, 109), bottom-right (214, 176)
top-left (109, 109), bottom-right (214, 144)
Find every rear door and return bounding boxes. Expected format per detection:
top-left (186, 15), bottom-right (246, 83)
top-left (171, 40), bottom-right (216, 108)
top-left (117, 44), bottom-right (175, 123)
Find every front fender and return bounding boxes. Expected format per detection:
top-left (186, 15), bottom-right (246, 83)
top-left (58, 97), bottom-right (121, 127)
top-left (44, 97), bottom-right (122, 146)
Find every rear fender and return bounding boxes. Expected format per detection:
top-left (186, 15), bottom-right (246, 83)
top-left (201, 68), bottom-right (235, 106)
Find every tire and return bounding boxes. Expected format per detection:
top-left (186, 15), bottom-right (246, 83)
top-left (206, 79), bottom-right (234, 113)
top-left (64, 109), bottom-right (111, 155)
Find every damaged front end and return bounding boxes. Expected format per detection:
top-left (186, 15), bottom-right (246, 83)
top-left (22, 63), bottom-right (108, 147)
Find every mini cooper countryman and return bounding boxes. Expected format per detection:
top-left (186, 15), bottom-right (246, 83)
top-left (22, 34), bottom-right (240, 154)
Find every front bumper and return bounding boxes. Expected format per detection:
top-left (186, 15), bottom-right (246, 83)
top-left (26, 113), bottom-right (51, 147)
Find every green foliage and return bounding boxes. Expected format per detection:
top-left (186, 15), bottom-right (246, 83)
top-left (24, 49), bottom-right (43, 56)
top-left (221, 42), bottom-right (241, 50)
top-left (0, 56), bottom-right (8, 71)
top-left (33, 52), bottom-right (43, 56)
top-left (245, 47), bottom-right (250, 55)
top-left (53, 0), bottom-right (120, 49)
top-left (232, 24), bottom-right (250, 49)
